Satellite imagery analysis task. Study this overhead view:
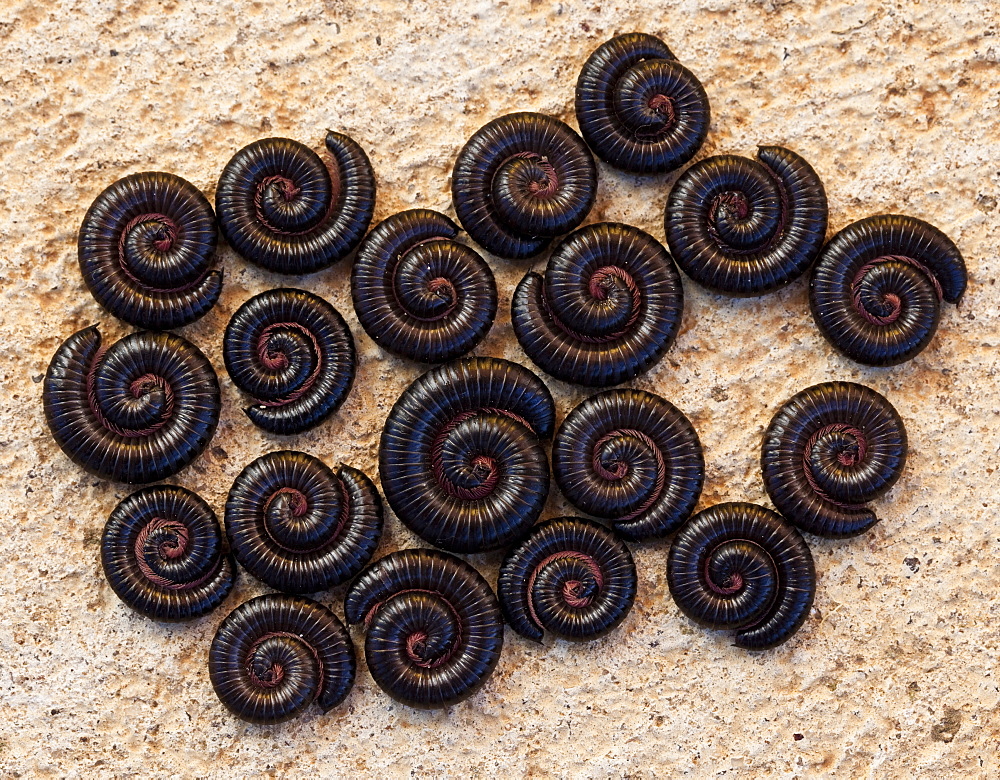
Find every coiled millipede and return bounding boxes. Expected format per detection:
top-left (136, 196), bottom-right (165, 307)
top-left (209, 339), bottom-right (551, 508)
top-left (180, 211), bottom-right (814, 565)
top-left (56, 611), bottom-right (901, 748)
top-left (78, 172), bottom-right (222, 329)
top-left (761, 381), bottom-right (907, 537)
top-left (344, 549), bottom-right (504, 708)
top-left (665, 146), bottom-right (828, 296)
top-left (43, 326), bottom-right (220, 484)
top-left (809, 214), bottom-right (967, 366)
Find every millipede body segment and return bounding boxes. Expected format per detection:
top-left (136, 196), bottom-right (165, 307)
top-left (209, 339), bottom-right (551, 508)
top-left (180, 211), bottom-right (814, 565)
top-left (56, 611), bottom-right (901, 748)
top-left (78, 172), bottom-right (222, 329)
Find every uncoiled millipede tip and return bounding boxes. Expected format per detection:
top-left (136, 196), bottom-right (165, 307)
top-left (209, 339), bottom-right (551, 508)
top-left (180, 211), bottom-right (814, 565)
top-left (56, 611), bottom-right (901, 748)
top-left (575, 32), bottom-right (711, 174)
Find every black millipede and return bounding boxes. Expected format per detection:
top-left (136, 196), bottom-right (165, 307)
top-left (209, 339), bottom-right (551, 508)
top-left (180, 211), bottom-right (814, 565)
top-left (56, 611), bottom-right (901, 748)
top-left (223, 288), bottom-right (356, 435)
top-left (79, 172), bottom-right (222, 329)
top-left (761, 381), bottom-right (907, 538)
top-left (667, 502), bottom-right (816, 649)
top-left (575, 32), bottom-right (711, 174)
top-left (379, 357), bottom-right (555, 553)
top-left (344, 548), bottom-right (504, 709)
top-left (208, 594), bottom-right (356, 724)
top-left (511, 222), bottom-right (684, 387)
top-left (215, 131), bottom-right (376, 275)
top-left (552, 389), bottom-right (704, 541)
top-left (351, 209), bottom-right (498, 363)
top-left (809, 214), bottom-right (968, 366)
top-left (665, 146), bottom-right (828, 296)
top-left (498, 517), bottom-right (637, 643)
top-left (43, 326), bottom-right (221, 484)
top-left (451, 112), bottom-right (598, 260)
top-left (101, 485), bottom-right (236, 621)
top-left (225, 450), bottom-right (384, 594)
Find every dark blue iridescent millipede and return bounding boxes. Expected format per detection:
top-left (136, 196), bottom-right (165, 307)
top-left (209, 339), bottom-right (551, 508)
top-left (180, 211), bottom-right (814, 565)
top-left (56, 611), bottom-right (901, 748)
top-left (668, 502), bottom-right (816, 649)
top-left (809, 214), bottom-right (967, 366)
top-left (511, 222), bottom-right (684, 387)
top-left (351, 209), bottom-right (498, 363)
top-left (498, 517), bottom-right (637, 642)
top-left (209, 594), bottom-right (356, 724)
top-left (451, 112), bottom-right (598, 260)
top-left (215, 132), bottom-right (376, 274)
top-left (552, 390), bottom-right (704, 541)
top-left (43, 326), bottom-right (221, 484)
top-left (762, 382), bottom-right (907, 538)
top-left (223, 288), bottom-right (356, 435)
top-left (101, 486), bottom-right (236, 621)
top-left (225, 451), bottom-right (384, 594)
top-left (379, 357), bottom-right (555, 553)
top-left (666, 146), bottom-right (828, 296)
top-left (79, 172), bottom-right (222, 329)
top-left (344, 549), bottom-right (504, 708)
top-left (575, 33), bottom-right (710, 174)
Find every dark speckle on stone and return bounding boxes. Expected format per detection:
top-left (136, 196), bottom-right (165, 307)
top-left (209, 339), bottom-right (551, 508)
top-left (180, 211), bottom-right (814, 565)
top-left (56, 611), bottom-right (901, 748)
top-left (32, 374), bottom-right (43, 383)
top-left (931, 707), bottom-right (963, 743)
top-left (711, 385), bottom-right (729, 402)
top-left (793, 733), bottom-right (804, 741)
top-left (110, 49), bottom-right (118, 57)
top-left (904, 557), bottom-right (920, 573)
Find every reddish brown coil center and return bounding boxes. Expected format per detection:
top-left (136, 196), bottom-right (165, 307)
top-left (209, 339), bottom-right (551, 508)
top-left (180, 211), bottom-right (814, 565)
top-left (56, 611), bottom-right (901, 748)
top-left (254, 322), bottom-right (323, 406)
top-left (592, 428), bottom-right (666, 523)
top-left (512, 151), bottom-right (560, 199)
top-left (851, 254), bottom-right (944, 325)
top-left (526, 552), bottom-right (604, 630)
top-left (803, 423), bottom-right (869, 509)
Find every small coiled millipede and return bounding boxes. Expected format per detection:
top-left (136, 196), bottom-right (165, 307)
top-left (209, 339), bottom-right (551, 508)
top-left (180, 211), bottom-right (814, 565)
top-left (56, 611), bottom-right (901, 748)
top-left (511, 222), bottom-right (684, 387)
top-left (43, 326), bottom-right (221, 484)
top-left (344, 549), bottom-right (504, 709)
top-left (552, 389), bottom-right (704, 541)
top-left (225, 450), bottom-right (384, 594)
top-left (761, 381), bottom-right (907, 538)
top-left (351, 209), bottom-right (498, 363)
top-left (498, 517), bottom-right (637, 642)
top-left (223, 288), bottom-right (356, 435)
top-left (215, 131), bottom-right (376, 274)
top-left (78, 172), bottom-right (222, 329)
top-left (209, 594), bottom-right (356, 724)
top-left (101, 486), bottom-right (236, 621)
top-left (452, 112), bottom-right (598, 260)
top-left (665, 146), bottom-right (828, 296)
top-left (379, 357), bottom-right (555, 553)
top-left (575, 32), bottom-right (711, 174)
top-left (667, 502), bottom-right (816, 649)
top-left (809, 214), bottom-right (968, 366)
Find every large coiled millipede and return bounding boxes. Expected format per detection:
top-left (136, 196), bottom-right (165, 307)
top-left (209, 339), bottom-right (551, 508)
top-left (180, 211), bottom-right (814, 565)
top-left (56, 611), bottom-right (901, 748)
top-left (223, 288), bottom-right (356, 435)
top-left (809, 214), bottom-right (968, 366)
top-left (498, 517), bottom-right (637, 642)
top-left (344, 549), bottom-right (504, 708)
top-left (379, 357), bottom-right (555, 553)
top-left (451, 112), bottom-right (598, 260)
top-left (665, 146), bottom-right (828, 296)
top-left (78, 172), bottom-right (222, 329)
top-left (667, 502), bottom-right (816, 649)
top-left (209, 594), bottom-right (356, 724)
top-left (761, 381), bottom-right (907, 538)
top-left (351, 209), bottom-right (498, 363)
top-left (225, 451), bottom-right (384, 593)
top-left (575, 33), bottom-right (710, 174)
top-left (42, 326), bottom-right (221, 483)
top-left (552, 390), bottom-right (704, 541)
top-left (215, 132), bottom-right (376, 274)
top-left (101, 486), bottom-right (236, 620)
top-left (511, 222), bottom-right (684, 387)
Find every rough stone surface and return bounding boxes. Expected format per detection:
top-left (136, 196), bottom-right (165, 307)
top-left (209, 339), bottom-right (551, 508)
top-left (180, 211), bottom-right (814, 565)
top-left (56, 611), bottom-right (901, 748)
top-left (1, 0), bottom-right (997, 777)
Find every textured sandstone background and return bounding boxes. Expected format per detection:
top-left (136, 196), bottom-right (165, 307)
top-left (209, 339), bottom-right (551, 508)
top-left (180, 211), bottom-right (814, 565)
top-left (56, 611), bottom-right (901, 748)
top-left (0, 0), bottom-right (997, 777)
